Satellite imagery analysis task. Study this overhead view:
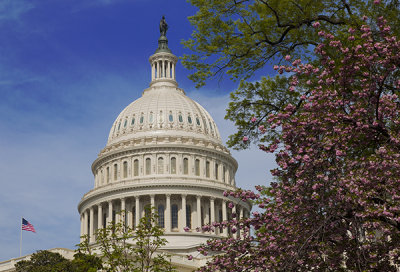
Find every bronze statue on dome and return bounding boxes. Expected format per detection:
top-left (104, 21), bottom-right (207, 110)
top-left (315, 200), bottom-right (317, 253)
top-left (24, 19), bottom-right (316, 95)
top-left (160, 16), bottom-right (168, 37)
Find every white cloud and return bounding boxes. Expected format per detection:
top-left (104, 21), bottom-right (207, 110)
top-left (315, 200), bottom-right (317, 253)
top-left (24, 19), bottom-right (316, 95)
top-left (0, 0), bottom-right (33, 22)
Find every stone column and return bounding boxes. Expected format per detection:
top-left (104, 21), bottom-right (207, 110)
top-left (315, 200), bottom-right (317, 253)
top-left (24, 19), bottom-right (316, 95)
top-left (182, 194), bottom-right (187, 230)
top-left (84, 210), bottom-right (88, 236)
top-left (196, 195), bottom-right (202, 229)
top-left (150, 195), bottom-right (155, 209)
top-left (152, 63), bottom-right (155, 80)
top-left (121, 198), bottom-right (126, 225)
top-left (98, 204), bottom-right (103, 230)
top-left (108, 200), bottom-right (113, 226)
top-left (80, 214), bottom-right (84, 241)
top-left (210, 197), bottom-right (215, 224)
top-left (89, 207), bottom-right (94, 243)
top-left (222, 200), bottom-right (227, 236)
top-left (135, 197), bottom-right (140, 228)
top-left (166, 194), bottom-right (171, 232)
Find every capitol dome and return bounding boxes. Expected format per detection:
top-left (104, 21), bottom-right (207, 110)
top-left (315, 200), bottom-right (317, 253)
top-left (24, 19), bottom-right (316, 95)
top-left (78, 22), bottom-right (250, 271)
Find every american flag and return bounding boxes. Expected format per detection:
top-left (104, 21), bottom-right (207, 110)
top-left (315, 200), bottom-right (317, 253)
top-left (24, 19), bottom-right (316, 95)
top-left (22, 218), bottom-right (36, 233)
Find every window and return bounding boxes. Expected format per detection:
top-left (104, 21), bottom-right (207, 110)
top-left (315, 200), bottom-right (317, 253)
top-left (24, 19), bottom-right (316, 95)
top-left (113, 164), bottom-right (118, 180)
top-left (215, 163), bottom-right (219, 179)
top-left (171, 204), bottom-right (178, 229)
top-left (123, 161), bottom-right (128, 178)
top-left (131, 117), bottom-right (135, 126)
top-left (223, 166), bottom-right (226, 183)
top-left (186, 205), bottom-right (192, 228)
top-left (140, 115), bottom-right (144, 124)
top-left (124, 119), bottom-right (127, 128)
top-left (169, 113), bottom-right (173, 122)
top-left (188, 116), bottom-right (192, 124)
top-left (178, 114), bottom-right (183, 123)
top-left (183, 158), bottom-right (189, 175)
top-left (196, 117), bottom-right (201, 126)
top-left (146, 158), bottom-right (151, 175)
top-left (206, 161), bottom-right (210, 178)
top-left (103, 213), bottom-right (107, 229)
top-left (118, 122), bottom-right (121, 131)
top-left (106, 167), bottom-right (110, 182)
top-left (149, 112), bottom-right (153, 123)
top-left (158, 204), bottom-right (165, 228)
top-left (195, 159), bottom-right (200, 176)
top-left (158, 157), bottom-right (164, 174)
top-left (170, 157), bottom-right (176, 174)
top-left (134, 159), bottom-right (139, 176)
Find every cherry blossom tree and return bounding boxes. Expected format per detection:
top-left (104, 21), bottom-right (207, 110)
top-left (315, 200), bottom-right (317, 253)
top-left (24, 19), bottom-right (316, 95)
top-left (193, 11), bottom-right (400, 272)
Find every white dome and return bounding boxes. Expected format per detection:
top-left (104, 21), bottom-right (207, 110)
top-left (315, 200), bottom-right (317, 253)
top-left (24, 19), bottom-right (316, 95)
top-left (107, 86), bottom-right (221, 147)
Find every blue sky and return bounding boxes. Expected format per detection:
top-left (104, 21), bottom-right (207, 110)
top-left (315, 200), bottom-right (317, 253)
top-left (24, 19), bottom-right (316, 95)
top-left (0, 0), bottom-right (276, 261)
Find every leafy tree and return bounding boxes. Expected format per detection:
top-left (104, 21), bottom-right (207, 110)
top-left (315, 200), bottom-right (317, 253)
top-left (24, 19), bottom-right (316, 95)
top-left (183, 0), bottom-right (400, 88)
top-left (193, 8), bottom-right (400, 272)
top-left (79, 207), bottom-right (175, 272)
top-left (15, 249), bottom-right (102, 272)
top-left (15, 250), bottom-right (74, 272)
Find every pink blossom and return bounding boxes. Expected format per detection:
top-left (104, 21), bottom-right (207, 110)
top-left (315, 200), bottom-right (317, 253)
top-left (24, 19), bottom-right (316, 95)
top-left (242, 136), bottom-right (248, 142)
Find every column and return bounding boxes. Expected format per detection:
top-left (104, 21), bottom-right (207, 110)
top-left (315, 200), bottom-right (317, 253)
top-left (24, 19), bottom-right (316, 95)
top-left (135, 197), bottom-right (140, 228)
top-left (172, 63), bottom-right (175, 79)
top-left (121, 198), bottom-right (126, 225)
top-left (152, 63), bottom-right (155, 80)
top-left (80, 214), bottom-right (84, 241)
top-left (182, 194), bottom-right (187, 230)
top-left (162, 60), bottom-right (165, 78)
top-left (84, 210), bottom-right (88, 236)
top-left (239, 206), bottom-right (244, 238)
top-left (222, 200), bottom-right (227, 236)
top-left (196, 195), bottom-right (202, 229)
top-left (108, 200), bottom-right (113, 226)
top-left (98, 204), bottom-right (103, 230)
top-left (166, 194), bottom-right (171, 232)
top-left (150, 195), bottom-right (155, 209)
top-left (210, 198), bottom-right (215, 224)
top-left (166, 61), bottom-right (170, 78)
top-left (89, 207), bottom-right (94, 243)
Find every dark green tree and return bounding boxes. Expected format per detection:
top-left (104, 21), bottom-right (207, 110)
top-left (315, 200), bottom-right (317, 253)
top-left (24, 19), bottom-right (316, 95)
top-left (15, 250), bottom-right (74, 272)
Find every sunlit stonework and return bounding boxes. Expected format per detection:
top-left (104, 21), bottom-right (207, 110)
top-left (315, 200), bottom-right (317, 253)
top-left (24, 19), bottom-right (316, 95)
top-left (76, 28), bottom-right (251, 271)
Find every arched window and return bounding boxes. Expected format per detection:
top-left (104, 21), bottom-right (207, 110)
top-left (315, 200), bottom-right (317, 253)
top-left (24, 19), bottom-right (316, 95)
top-left (123, 161), bottom-right (128, 178)
top-left (169, 113), bottom-right (173, 122)
top-left (215, 163), bottom-right (219, 180)
top-left (186, 205), bottom-right (192, 228)
top-left (134, 159), bottom-right (139, 176)
top-left (171, 204), bottom-right (178, 230)
top-left (146, 158), bottom-right (151, 175)
top-left (195, 159), bottom-right (200, 176)
top-left (170, 157), bottom-right (176, 174)
top-left (113, 164), bottom-right (118, 180)
top-left (223, 166), bottom-right (226, 183)
top-left (158, 157), bottom-right (164, 174)
top-left (131, 117), bottom-right (135, 126)
top-left (149, 112), bottom-right (154, 123)
top-left (183, 158), bottom-right (189, 175)
top-left (124, 119), bottom-right (127, 128)
top-left (206, 161), bottom-right (210, 178)
top-left (158, 204), bottom-right (165, 228)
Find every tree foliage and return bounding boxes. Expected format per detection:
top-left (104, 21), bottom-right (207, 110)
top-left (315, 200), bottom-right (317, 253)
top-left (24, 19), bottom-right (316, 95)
top-left (14, 250), bottom-right (101, 272)
top-left (192, 7), bottom-right (400, 272)
top-left (78, 207), bottom-right (175, 272)
top-left (183, 0), bottom-right (400, 87)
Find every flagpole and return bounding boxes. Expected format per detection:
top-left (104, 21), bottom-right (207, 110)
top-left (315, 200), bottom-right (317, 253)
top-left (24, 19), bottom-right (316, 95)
top-left (20, 217), bottom-right (22, 257)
